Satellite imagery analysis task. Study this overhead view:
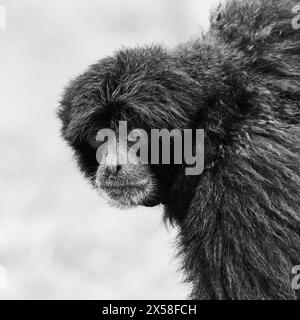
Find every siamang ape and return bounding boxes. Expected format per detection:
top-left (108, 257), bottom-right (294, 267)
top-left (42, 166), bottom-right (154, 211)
top-left (58, 0), bottom-right (300, 299)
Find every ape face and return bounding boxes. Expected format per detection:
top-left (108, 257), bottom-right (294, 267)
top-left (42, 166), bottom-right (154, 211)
top-left (89, 121), bottom-right (165, 208)
top-left (58, 47), bottom-right (203, 209)
top-left (61, 105), bottom-right (184, 208)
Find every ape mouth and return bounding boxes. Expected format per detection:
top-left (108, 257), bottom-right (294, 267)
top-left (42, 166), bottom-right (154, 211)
top-left (96, 177), bottom-right (157, 207)
top-left (100, 180), bottom-right (149, 189)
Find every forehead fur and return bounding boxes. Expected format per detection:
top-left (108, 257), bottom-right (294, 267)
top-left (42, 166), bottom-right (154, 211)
top-left (58, 45), bottom-right (202, 144)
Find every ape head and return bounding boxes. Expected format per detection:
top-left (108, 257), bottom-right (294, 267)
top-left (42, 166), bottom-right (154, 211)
top-left (58, 46), bottom-right (205, 217)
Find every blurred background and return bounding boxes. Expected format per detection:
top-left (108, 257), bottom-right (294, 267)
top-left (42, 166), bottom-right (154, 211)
top-left (0, 0), bottom-right (216, 299)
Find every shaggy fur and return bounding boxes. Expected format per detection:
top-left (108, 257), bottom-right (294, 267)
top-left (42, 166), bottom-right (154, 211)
top-left (58, 0), bottom-right (300, 300)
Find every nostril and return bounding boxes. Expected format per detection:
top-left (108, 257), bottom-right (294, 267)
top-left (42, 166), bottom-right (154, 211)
top-left (105, 165), bottom-right (122, 178)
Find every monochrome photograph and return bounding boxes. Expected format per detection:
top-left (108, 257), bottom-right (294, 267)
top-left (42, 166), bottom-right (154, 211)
top-left (0, 0), bottom-right (299, 308)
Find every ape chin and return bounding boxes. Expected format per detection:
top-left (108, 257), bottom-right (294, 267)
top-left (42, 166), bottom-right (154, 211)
top-left (58, 0), bottom-right (300, 300)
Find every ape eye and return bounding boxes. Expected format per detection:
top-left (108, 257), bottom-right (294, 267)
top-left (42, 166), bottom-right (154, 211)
top-left (87, 131), bottom-right (103, 149)
top-left (88, 136), bottom-right (100, 149)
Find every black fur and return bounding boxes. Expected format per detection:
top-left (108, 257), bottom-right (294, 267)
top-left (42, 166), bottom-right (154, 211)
top-left (58, 0), bottom-right (300, 299)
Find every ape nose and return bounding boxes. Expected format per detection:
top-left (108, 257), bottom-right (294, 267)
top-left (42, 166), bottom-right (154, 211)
top-left (105, 164), bottom-right (122, 178)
